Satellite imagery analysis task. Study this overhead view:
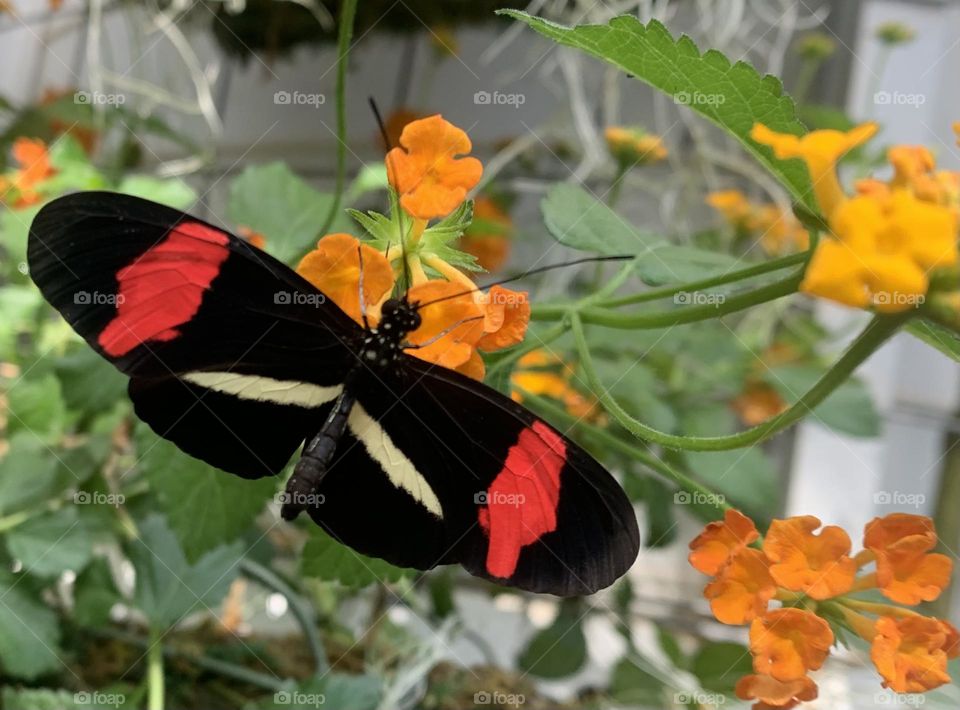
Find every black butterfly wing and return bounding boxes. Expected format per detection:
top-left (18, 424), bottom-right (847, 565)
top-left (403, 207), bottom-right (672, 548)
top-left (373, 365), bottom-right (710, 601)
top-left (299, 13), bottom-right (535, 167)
top-left (29, 191), bottom-right (359, 478)
top-left (308, 357), bottom-right (640, 596)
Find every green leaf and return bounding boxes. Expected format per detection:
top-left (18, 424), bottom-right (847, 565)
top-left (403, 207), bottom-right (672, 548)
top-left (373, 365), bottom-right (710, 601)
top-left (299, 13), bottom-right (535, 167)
top-left (117, 175), bottom-right (197, 210)
top-left (691, 641), bottom-right (752, 694)
top-left (763, 364), bottom-right (879, 437)
top-left (0, 569), bottom-right (63, 679)
top-left (6, 506), bottom-right (91, 577)
top-left (517, 600), bottom-right (587, 678)
top-left (73, 557), bottom-right (119, 627)
top-left (609, 657), bottom-right (665, 706)
top-left (0, 204), bottom-right (42, 279)
top-left (6, 373), bottom-right (68, 442)
top-left (907, 319), bottom-right (960, 362)
top-left (504, 13), bottom-right (814, 206)
top-left (542, 183), bottom-right (655, 255)
top-left (0, 286), bottom-right (43, 358)
top-left (0, 434), bottom-right (63, 516)
top-left (1, 686), bottom-right (134, 710)
top-left (54, 347), bottom-right (128, 416)
top-left (595, 359), bottom-right (676, 433)
top-left (228, 162), bottom-right (344, 264)
top-left (137, 429), bottom-right (275, 562)
top-left (301, 528), bottom-right (407, 589)
top-left (345, 164), bottom-right (389, 202)
top-left (635, 245), bottom-right (742, 286)
top-left (128, 514), bottom-right (242, 629)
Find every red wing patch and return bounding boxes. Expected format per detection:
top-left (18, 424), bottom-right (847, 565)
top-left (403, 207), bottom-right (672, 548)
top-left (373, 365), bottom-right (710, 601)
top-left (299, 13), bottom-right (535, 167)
top-left (98, 222), bottom-right (230, 357)
top-left (478, 421), bottom-right (566, 579)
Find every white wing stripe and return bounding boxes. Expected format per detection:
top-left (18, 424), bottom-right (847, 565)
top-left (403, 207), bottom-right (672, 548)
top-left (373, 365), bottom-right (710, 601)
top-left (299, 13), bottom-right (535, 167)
top-left (348, 403), bottom-right (444, 519)
top-left (182, 372), bottom-right (342, 408)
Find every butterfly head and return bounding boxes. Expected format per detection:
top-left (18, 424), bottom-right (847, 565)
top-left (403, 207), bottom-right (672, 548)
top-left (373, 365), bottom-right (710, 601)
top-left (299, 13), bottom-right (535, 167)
top-left (377, 297), bottom-right (421, 337)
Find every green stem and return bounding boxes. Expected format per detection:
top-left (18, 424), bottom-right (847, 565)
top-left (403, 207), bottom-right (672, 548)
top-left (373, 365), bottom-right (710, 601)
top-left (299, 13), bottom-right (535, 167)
top-left (572, 312), bottom-right (909, 451)
top-left (600, 251), bottom-right (809, 308)
top-left (520, 391), bottom-right (728, 512)
top-left (147, 628), bottom-right (164, 710)
top-left (792, 58), bottom-right (821, 105)
top-left (533, 271), bottom-right (802, 329)
top-left (240, 559), bottom-right (329, 674)
top-left (317, 0), bottom-right (358, 236)
top-left (485, 322), bottom-right (568, 380)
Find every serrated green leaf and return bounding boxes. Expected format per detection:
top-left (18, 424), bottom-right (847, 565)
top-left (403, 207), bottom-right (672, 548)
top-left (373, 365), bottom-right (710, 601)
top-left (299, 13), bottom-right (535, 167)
top-left (228, 163), bottom-right (345, 264)
top-left (0, 434), bottom-right (63, 516)
top-left (73, 557), bottom-right (119, 627)
top-left (636, 245), bottom-right (742, 286)
top-left (763, 364), bottom-right (879, 437)
top-left (517, 600), bottom-right (587, 678)
top-left (907, 319), bottom-right (960, 362)
top-left (128, 514), bottom-right (242, 629)
top-left (0, 569), bottom-right (63, 679)
top-left (6, 506), bottom-right (91, 577)
top-left (503, 13), bottom-right (814, 206)
top-left (54, 347), bottom-right (128, 416)
top-left (137, 428), bottom-right (274, 562)
top-left (6, 373), bottom-right (68, 441)
top-left (691, 641), bottom-right (752, 694)
top-left (301, 528), bottom-right (407, 589)
top-left (542, 183), bottom-right (655, 255)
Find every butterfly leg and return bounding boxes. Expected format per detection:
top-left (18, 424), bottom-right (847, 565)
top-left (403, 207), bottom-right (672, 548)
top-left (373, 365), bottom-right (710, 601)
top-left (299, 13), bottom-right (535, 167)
top-left (281, 379), bottom-right (358, 521)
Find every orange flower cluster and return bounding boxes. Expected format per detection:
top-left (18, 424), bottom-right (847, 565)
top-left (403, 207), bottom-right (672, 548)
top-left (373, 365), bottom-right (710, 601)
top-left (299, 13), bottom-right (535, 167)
top-left (689, 510), bottom-right (956, 707)
top-left (0, 138), bottom-right (56, 208)
top-left (706, 190), bottom-right (809, 256)
top-left (297, 115), bottom-right (529, 380)
top-left (510, 350), bottom-right (601, 421)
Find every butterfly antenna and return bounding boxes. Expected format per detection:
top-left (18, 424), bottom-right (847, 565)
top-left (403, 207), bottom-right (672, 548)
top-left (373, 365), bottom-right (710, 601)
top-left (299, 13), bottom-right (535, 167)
top-left (369, 96), bottom-right (413, 294)
top-left (413, 255), bottom-right (634, 309)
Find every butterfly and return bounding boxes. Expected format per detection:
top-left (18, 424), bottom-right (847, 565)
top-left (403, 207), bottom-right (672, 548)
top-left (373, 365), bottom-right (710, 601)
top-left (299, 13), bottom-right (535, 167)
top-left (28, 191), bottom-right (640, 596)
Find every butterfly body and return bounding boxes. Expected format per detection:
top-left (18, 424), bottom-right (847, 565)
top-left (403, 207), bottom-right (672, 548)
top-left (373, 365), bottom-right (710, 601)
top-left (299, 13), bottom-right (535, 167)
top-left (28, 191), bottom-right (640, 596)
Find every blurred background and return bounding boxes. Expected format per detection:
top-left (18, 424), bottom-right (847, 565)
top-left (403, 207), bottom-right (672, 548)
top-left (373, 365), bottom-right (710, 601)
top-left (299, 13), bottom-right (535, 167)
top-left (1, 1), bottom-right (960, 709)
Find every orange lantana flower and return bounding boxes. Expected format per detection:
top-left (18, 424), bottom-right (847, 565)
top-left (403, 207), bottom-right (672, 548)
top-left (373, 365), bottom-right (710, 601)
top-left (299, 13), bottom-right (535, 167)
top-left (296, 233), bottom-right (395, 325)
top-left (2, 138), bottom-right (56, 207)
top-left (688, 509), bottom-right (759, 576)
top-left (863, 514), bottom-right (953, 605)
top-left (511, 351), bottom-right (599, 420)
top-left (731, 382), bottom-right (788, 426)
top-left (763, 516), bottom-right (856, 600)
top-left (477, 285), bottom-right (530, 351)
top-left (735, 673), bottom-right (818, 710)
top-left (405, 279), bottom-right (485, 379)
top-left (871, 616), bottom-right (960, 693)
top-left (386, 115), bottom-right (483, 220)
top-left (750, 608), bottom-right (834, 681)
top-left (704, 548), bottom-right (777, 625)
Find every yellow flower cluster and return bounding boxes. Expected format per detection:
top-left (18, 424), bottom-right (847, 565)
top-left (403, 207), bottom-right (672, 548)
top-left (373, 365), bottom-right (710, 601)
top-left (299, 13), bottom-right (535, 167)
top-left (751, 123), bottom-right (959, 313)
top-left (707, 190), bottom-right (809, 256)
